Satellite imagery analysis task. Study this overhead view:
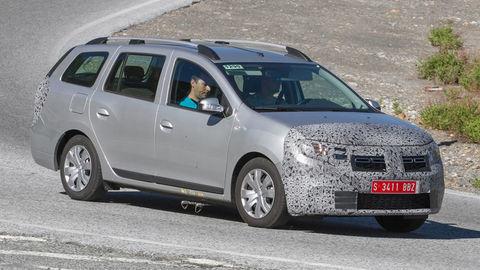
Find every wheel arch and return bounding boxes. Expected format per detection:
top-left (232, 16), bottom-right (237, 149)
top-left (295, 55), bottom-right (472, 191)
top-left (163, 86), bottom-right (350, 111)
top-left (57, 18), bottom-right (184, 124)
top-left (54, 130), bottom-right (89, 170)
top-left (230, 152), bottom-right (273, 202)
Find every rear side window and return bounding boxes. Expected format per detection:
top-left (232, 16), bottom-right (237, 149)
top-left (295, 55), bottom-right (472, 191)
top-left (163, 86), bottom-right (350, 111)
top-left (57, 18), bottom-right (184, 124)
top-left (61, 52), bottom-right (108, 87)
top-left (104, 53), bottom-right (166, 102)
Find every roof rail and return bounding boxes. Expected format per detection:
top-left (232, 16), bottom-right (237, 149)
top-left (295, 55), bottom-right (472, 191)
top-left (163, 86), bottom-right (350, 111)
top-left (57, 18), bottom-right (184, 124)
top-left (285, 46), bottom-right (312, 62)
top-left (198, 44), bottom-right (220, 60)
top-left (84, 37), bottom-right (311, 62)
top-left (85, 37), bottom-right (220, 61)
top-left (129, 39), bottom-right (145, 45)
top-left (189, 39), bottom-right (312, 62)
top-left (86, 37), bottom-right (108, 45)
top-left (86, 36), bottom-right (196, 47)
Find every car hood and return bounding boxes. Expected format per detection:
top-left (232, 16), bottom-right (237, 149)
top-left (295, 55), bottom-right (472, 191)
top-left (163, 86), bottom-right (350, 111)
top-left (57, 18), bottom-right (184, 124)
top-left (261, 111), bottom-right (433, 146)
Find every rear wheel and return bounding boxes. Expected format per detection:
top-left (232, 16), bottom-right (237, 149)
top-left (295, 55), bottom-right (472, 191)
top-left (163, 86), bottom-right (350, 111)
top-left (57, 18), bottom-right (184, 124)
top-left (375, 215), bottom-right (428, 232)
top-left (60, 135), bottom-right (106, 201)
top-left (235, 158), bottom-right (289, 228)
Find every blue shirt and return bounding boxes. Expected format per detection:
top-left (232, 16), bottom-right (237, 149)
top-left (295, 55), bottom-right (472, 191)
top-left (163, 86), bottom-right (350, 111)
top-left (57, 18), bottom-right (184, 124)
top-left (179, 97), bottom-right (198, 109)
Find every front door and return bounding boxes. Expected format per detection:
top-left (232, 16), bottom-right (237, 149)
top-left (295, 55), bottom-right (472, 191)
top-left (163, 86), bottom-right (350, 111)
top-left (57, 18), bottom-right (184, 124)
top-left (155, 58), bottom-right (234, 194)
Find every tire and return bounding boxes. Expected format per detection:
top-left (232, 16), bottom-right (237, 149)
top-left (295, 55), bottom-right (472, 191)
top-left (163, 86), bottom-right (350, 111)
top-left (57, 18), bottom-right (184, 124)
top-left (235, 157), bottom-right (289, 228)
top-left (60, 135), bottom-right (106, 201)
top-left (375, 215), bottom-right (428, 233)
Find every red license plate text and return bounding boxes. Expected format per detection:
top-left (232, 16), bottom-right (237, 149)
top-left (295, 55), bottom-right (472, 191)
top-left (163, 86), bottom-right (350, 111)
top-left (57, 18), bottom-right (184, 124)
top-left (371, 180), bottom-right (419, 194)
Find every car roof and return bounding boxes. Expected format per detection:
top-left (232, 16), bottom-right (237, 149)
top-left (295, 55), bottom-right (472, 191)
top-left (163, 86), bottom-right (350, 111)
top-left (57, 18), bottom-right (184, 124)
top-left (83, 37), bottom-right (315, 64)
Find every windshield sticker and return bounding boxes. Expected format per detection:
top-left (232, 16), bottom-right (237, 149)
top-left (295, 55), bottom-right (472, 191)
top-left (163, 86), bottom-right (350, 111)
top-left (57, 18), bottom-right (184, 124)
top-left (223, 64), bottom-right (244, 70)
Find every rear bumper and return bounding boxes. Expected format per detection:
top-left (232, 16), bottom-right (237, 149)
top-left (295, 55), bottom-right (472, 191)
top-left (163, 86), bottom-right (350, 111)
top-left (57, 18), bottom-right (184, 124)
top-left (30, 118), bottom-right (57, 170)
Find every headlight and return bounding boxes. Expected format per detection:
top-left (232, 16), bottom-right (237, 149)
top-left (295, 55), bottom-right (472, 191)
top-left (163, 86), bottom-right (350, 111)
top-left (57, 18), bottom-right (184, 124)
top-left (300, 141), bottom-right (329, 159)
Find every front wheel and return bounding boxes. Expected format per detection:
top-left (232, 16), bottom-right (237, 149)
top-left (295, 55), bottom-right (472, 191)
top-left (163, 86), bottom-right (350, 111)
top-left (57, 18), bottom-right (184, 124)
top-left (60, 135), bottom-right (106, 201)
top-left (235, 158), bottom-right (289, 228)
top-left (375, 215), bottom-right (428, 232)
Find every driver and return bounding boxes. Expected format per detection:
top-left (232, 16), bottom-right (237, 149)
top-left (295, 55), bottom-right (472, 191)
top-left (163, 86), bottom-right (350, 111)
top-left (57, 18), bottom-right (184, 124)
top-left (179, 74), bottom-right (211, 109)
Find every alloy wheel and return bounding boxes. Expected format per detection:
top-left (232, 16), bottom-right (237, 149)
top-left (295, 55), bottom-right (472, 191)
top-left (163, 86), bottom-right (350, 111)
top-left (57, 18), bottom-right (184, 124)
top-left (240, 169), bottom-right (275, 219)
top-left (63, 145), bottom-right (92, 192)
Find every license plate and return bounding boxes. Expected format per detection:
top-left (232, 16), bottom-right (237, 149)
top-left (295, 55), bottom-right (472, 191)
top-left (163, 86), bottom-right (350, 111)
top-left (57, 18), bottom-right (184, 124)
top-left (371, 180), bottom-right (419, 194)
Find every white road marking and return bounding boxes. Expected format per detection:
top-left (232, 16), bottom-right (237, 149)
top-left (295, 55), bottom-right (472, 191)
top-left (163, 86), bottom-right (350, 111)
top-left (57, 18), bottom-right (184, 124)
top-left (0, 218), bottom-right (364, 270)
top-left (445, 189), bottom-right (480, 200)
top-left (31, 265), bottom-right (73, 270)
top-left (0, 249), bottom-right (168, 265)
top-left (186, 258), bottom-right (235, 268)
top-left (0, 235), bottom-right (46, 242)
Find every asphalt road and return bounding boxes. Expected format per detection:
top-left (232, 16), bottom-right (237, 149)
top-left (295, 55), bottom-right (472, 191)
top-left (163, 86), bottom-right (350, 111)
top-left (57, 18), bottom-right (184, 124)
top-left (0, 0), bottom-right (199, 147)
top-left (1, 144), bottom-right (480, 270)
top-left (1, 1), bottom-right (480, 269)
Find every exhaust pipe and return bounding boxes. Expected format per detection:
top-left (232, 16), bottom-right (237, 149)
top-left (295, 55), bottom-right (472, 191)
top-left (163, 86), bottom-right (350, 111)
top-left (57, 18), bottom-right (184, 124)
top-left (181, 200), bottom-right (208, 213)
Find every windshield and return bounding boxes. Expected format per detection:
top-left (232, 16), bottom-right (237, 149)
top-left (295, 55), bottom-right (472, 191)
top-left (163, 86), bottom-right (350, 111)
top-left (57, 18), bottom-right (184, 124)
top-left (219, 63), bottom-right (372, 112)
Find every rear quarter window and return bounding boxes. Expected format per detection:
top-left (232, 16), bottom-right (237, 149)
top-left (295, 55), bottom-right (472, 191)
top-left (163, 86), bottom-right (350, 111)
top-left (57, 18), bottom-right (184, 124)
top-left (61, 52), bottom-right (108, 87)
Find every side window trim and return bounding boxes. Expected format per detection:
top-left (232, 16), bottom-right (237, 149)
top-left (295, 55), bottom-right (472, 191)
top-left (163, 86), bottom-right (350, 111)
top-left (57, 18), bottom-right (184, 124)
top-left (103, 52), bottom-right (166, 102)
top-left (61, 51), bottom-right (109, 88)
top-left (104, 53), bottom-right (127, 93)
top-left (47, 46), bottom-right (76, 77)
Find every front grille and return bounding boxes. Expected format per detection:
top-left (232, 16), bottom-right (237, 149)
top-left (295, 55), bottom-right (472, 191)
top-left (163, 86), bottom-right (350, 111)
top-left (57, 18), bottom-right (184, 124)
top-left (352, 156), bottom-right (386, 172)
top-left (403, 156), bottom-right (429, 172)
top-left (358, 194), bottom-right (430, 210)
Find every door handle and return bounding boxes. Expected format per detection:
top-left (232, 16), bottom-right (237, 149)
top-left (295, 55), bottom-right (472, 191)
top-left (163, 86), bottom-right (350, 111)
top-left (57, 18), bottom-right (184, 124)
top-left (160, 120), bottom-right (173, 129)
top-left (96, 108), bottom-right (110, 117)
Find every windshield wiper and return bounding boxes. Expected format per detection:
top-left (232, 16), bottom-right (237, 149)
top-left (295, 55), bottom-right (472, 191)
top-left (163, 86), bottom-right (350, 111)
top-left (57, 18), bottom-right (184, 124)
top-left (323, 109), bottom-right (345, 112)
top-left (254, 106), bottom-right (303, 112)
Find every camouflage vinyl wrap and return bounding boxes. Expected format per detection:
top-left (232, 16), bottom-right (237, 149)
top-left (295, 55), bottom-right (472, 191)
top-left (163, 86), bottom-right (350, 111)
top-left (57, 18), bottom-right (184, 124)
top-left (282, 123), bottom-right (444, 216)
top-left (32, 76), bottom-right (49, 126)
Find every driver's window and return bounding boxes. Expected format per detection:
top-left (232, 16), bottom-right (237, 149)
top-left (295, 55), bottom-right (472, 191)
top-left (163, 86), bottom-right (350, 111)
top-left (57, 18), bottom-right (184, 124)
top-left (169, 59), bottom-right (223, 110)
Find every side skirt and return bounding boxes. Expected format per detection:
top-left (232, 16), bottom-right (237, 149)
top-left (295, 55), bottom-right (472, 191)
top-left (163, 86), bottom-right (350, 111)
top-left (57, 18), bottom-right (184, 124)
top-left (113, 168), bottom-right (224, 195)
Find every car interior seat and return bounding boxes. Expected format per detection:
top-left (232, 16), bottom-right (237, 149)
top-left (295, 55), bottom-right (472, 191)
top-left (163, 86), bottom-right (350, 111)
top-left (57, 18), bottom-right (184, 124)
top-left (120, 66), bottom-right (154, 101)
top-left (242, 76), bottom-right (262, 100)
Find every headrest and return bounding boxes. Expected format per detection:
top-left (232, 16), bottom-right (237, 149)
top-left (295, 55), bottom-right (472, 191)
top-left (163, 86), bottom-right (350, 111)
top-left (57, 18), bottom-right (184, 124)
top-left (243, 76), bottom-right (262, 94)
top-left (124, 66), bottom-right (144, 81)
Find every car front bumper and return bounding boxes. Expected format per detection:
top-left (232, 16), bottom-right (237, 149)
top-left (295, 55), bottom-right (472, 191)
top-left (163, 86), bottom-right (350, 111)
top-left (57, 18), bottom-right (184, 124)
top-left (281, 137), bottom-right (444, 216)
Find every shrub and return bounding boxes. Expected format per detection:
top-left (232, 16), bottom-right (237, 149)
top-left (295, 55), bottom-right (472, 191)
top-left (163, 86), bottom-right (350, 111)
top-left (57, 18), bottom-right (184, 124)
top-left (464, 118), bottom-right (480, 143)
top-left (454, 103), bottom-right (480, 133)
top-left (420, 104), bottom-right (454, 130)
top-left (420, 102), bottom-right (480, 135)
top-left (442, 87), bottom-right (462, 101)
top-left (417, 52), bottom-right (464, 84)
top-left (392, 99), bottom-right (403, 115)
top-left (474, 175), bottom-right (480, 189)
top-left (418, 25), bottom-right (480, 144)
top-left (428, 25), bottom-right (463, 51)
top-left (459, 59), bottom-right (480, 91)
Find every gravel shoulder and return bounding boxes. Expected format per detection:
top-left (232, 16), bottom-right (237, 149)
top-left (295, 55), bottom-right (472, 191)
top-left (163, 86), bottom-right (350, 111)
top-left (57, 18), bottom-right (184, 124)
top-left (115, 0), bottom-right (480, 193)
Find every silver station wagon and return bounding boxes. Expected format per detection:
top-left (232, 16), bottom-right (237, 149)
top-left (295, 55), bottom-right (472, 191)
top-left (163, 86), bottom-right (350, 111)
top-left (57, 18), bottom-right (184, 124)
top-left (31, 37), bottom-right (444, 232)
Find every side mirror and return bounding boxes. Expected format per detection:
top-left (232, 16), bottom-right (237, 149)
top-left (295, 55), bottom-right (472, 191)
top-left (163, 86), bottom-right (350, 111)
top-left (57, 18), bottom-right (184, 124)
top-left (199, 98), bottom-right (224, 114)
top-left (366, 99), bottom-right (381, 111)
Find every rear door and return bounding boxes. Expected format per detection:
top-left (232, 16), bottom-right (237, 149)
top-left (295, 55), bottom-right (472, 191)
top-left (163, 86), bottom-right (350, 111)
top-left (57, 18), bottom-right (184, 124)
top-left (89, 48), bottom-right (169, 176)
